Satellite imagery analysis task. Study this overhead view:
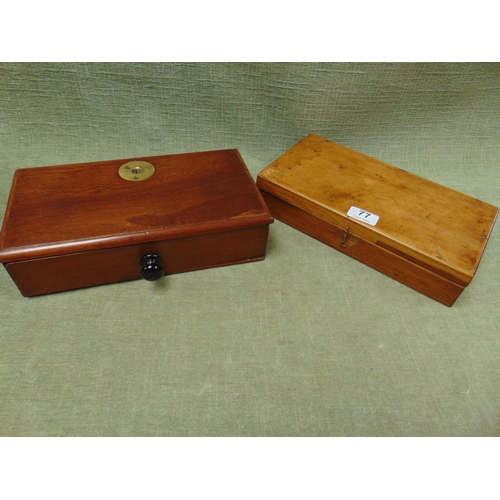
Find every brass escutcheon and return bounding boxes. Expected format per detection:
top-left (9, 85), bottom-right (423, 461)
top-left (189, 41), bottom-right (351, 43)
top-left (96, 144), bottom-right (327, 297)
top-left (118, 161), bottom-right (155, 181)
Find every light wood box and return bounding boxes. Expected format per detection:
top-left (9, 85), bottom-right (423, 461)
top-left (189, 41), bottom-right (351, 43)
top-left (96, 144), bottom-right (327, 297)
top-left (257, 134), bottom-right (498, 306)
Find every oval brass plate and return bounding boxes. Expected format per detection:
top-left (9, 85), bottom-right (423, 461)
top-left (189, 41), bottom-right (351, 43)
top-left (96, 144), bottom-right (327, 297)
top-left (118, 161), bottom-right (155, 181)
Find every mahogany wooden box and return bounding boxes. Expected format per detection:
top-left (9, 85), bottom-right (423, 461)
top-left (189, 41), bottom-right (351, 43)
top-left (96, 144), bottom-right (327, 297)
top-left (257, 134), bottom-right (498, 306)
top-left (0, 149), bottom-right (273, 296)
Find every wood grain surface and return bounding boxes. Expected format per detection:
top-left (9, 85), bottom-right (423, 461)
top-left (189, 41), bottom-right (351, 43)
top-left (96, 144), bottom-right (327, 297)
top-left (5, 226), bottom-right (269, 297)
top-left (261, 191), bottom-right (463, 306)
top-left (0, 149), bottom-right (273, 262)
top-left (0, 149), bottom-right (273, 295)
top-left (257, 134), bottom-right (498, 305)
top-left (257, 134), bottom-right (498, 286)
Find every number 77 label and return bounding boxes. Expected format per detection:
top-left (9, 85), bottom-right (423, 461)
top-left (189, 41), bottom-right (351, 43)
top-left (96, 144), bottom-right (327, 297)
top-left (347, 206), bottom-right (380, 226)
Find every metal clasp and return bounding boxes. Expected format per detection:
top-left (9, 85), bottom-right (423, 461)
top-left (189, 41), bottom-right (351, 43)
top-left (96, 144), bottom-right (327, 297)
top-left (340, 226), bottom-right (350, 247)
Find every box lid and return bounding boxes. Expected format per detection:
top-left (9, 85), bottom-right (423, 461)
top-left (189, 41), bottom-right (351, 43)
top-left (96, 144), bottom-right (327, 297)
top-left (0, 149), bottom-right (273, 263)
top-left (257, 134), bottom-right (498, 286)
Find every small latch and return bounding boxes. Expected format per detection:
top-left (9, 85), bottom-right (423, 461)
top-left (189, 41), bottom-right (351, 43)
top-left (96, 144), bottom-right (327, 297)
top-left (340, 226), bottom-right (350, 247)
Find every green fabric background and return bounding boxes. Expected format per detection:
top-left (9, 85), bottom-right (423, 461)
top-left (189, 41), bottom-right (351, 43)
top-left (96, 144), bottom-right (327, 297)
top-left (0, 62), bottom-right (499, 436)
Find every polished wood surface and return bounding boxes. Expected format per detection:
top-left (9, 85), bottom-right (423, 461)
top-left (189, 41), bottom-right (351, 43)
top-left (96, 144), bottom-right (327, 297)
top-left (262, 192), bottom-right (463, 306)
top-left (0, 149), bottom-right (273, 262)
top-left (257, 134), bottom-right (498, 286)
top-left (0, 149), bottom-right (273, 296)
top-left (5, 226), bottom-right (269, 297)
top-left (257, 134), bottom-right (498, 305)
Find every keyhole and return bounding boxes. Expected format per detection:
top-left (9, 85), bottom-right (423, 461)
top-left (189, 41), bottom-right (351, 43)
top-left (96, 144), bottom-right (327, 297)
top-left (131, 166), bottom-right (144, 175)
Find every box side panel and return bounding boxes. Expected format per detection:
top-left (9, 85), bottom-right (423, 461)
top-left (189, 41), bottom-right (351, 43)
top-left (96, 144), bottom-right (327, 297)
top-left (261, 191), bottom-right (464, 306)
top-left (4, 226), bottom-right (270, 297)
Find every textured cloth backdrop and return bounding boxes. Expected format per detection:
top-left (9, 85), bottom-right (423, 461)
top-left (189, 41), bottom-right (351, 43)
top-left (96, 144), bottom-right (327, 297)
top-left (0, 63), bottom-right (499, 436)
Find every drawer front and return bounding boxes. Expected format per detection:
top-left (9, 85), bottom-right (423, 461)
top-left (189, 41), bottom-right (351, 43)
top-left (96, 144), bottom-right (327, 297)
top-left (5, 226), bottom-right (269, 296)
top-left (261, 191), bottom-right (464, 306)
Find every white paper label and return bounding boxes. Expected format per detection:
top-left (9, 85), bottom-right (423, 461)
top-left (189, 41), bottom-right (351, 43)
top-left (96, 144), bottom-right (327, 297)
top-left (347, 206), bottom-right (379, 226)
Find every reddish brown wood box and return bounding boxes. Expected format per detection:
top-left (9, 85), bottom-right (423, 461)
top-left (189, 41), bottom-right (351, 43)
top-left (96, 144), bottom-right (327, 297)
top-left (0, 149), bottom-right (273, 296)
top-left (257, 134), bottom-right (498, 306)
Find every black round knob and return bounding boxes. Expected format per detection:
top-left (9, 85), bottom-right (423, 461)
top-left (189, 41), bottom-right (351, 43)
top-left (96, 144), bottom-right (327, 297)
top-left (140, 254), bottom-right (164, 281)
